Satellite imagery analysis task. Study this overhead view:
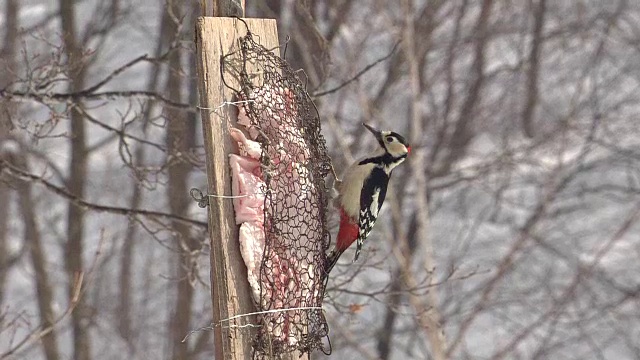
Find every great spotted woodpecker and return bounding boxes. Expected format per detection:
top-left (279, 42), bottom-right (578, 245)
top-left (325, 123), bottom-right (410, 273)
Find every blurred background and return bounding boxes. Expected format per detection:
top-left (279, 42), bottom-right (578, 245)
top-left (1, 0), bottom-right (640, 359)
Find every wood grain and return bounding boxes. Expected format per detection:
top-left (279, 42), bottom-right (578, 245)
top-left (196, 17), bottom-right (307, 360)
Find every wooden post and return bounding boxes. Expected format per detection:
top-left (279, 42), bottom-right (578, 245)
top-left (196, 17), bottom-right (307, 360)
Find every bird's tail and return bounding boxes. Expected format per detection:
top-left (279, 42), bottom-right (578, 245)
top-left (324, 249), bottom-right (343, 275)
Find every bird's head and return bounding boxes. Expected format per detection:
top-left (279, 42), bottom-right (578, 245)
top-left (363, 123), bottom-right (411, 160)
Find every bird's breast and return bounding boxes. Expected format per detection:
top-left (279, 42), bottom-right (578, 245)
top-left (338, 163), bottom-right (376, 217)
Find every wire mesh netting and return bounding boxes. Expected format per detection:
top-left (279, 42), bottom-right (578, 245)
top-left (223, 28), bottom-right (332, 357)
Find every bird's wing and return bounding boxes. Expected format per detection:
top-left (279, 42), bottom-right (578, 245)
top-left (354, 167), bottom-right (389, 261)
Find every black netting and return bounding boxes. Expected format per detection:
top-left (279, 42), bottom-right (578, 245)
top-left (223, 28), bottom-right (332, 357)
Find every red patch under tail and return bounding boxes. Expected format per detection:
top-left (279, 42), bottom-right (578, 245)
top-left (336, 208), bottom-right (359, 252)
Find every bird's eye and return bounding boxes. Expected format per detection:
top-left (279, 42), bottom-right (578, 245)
top-left (386, 136), bottom-right (395, 143)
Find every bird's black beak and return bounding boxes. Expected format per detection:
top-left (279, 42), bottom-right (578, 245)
top-left (362, 123), bottom-right (383, 145)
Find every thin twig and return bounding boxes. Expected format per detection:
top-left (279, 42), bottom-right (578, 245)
top-left (0, 234), bottom-right (106, 359)
top-left (80, 54), bottom-right (151, 94)
top-left (312, 41), bottom-right (400, 98)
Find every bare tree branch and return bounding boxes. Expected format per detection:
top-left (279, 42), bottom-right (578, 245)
top-left (0, 89), bottom-right (194, 110)
top-left (0, 159), bottom-right (207, 228)
top-left (521, 0), bottom-right (547, 138)
top-left (312, 41), bottom-right (400, 98)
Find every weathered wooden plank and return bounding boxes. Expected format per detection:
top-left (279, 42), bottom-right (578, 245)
top-left (195, 17), bottom-right (286, 360)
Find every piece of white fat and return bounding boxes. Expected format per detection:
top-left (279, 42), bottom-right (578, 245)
top-left (229, 154), bottom-right (264, 224)
top-left (237, 222), bottom-right (264, 303)
top-left (228, 129), bottom-right (265, 305)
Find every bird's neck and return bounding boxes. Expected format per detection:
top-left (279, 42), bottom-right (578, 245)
top-left (358, 150), bottom-right (407, 174)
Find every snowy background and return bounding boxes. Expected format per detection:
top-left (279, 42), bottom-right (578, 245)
top-left (1, 0), bottom-right (640, 359)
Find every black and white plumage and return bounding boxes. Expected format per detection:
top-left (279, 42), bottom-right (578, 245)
top-left (354, 166), bottom-right (388, 261)
top-left (326, 123), bottom-right (410, 273)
